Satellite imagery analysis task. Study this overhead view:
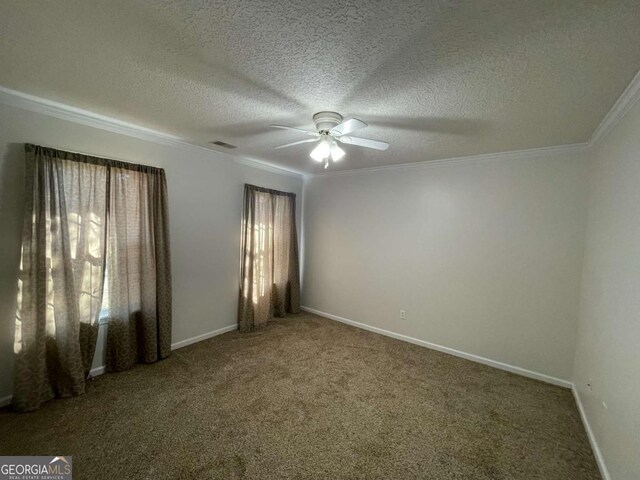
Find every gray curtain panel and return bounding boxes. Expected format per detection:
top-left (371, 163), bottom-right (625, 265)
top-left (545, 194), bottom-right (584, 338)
top-left (13, 144), bottom-right (171, 412)
top-left (13, 145), bottom-right (109, 412)
top-left (105, 165), bottom-right (172, 372)
top-left (238, 184), bottom-right (300, 332)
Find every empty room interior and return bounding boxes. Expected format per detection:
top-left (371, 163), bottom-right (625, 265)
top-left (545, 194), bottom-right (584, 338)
top-left (0, 1), bottom-right (639, 479)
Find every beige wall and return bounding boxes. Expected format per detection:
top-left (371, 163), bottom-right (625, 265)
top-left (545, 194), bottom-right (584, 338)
top-left (0, 103), bottom-right (303, 400)
top-left (302, 151), bottom-right (589, 381)
top-left (573, 97), bottom-right (640, 479)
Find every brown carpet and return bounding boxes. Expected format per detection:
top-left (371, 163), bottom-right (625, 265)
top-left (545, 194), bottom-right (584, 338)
top-left (0, 312), bottom-right (600, 479)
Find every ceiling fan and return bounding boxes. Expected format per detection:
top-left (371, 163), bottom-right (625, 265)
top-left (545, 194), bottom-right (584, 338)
top-left (271, 111), bottom-right (389, 169)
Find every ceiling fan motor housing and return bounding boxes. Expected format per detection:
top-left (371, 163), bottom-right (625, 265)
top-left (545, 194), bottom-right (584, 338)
top-left (313, 111), bottom-right (343, 133)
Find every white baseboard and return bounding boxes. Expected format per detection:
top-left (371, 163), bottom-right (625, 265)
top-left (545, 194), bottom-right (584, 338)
top-left (307, 305), bottom-right (609, 476)
top-left (89, 366), bottom-right (106, 377)
top-left (301, 306), bottom-right (573, 389)
top-left (572, 386), bottom-right (610, 480)
top-left (88, 324), bottom-right (237, 375)
top-left (170, 324), bottom-right (237, 350)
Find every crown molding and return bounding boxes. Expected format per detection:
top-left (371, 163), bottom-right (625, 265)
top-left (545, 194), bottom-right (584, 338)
top-left (4, 66), bottom-right (639, 181)
top-left (0, 86), bottom-right (304, 179)
top-left (233, 156), bottom-right (305, 178)
top-left (304, 142), bottom-right (589, 179)
top-left (588, 69), bottom-right (640, 148)
top-left (305, 68), bottom-right (640, 179)
top-left (0, 85), bottom-right (184, 142)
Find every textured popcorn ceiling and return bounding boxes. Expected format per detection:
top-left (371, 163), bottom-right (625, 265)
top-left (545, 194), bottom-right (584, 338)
top-left (1, 1), bottom-right (639, 173)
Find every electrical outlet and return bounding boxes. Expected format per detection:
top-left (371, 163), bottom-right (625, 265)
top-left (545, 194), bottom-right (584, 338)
top-left (400, 310), bottom-right (406, 320)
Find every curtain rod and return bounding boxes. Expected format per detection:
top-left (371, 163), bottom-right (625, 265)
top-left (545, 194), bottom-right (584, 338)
top-left (25, 142), bottom-right (163, 168)
top-left (245, 183), bottom-right (296, 197)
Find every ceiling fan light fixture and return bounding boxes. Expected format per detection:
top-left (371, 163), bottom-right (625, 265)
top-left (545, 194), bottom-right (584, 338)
top-left (310, 138), bottom-right (331, 162)
top-left (330, 142), bottom-right (345, 161)
top-left (272, 112), bottom-right (389, 169)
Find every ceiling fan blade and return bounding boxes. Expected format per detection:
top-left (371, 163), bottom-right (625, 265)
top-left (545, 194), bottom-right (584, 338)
top-left (329, 118), bottom-right (367, 136)
top-left (338, 135), bottom-right (389, 151)
top-left (270, 125), bottom-right (319, 136)
top-left (274, 137), bottom-right (320, 149)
